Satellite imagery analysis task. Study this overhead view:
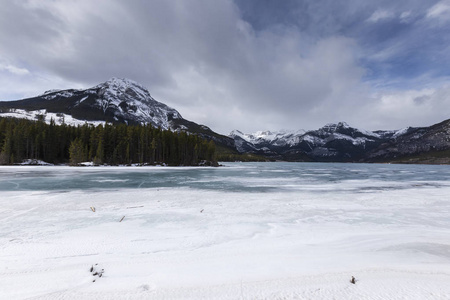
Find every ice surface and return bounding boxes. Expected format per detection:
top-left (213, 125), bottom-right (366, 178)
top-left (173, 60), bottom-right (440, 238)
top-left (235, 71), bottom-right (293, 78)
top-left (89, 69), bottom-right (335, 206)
top-left (1, 163), bottom-right (450, 299)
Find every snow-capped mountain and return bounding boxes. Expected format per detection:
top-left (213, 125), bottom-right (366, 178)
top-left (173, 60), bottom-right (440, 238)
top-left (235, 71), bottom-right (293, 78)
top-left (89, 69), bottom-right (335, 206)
top-left (0, 78), bottom-right (235, 148)
top-left (230, 129), bottom-right (307, 154)
top-left (1, 78), bottom-right (181, 129)
top-left (230, 129), bottom-right (307, 147)
top-left (229, 122), bottom-right (419, 162)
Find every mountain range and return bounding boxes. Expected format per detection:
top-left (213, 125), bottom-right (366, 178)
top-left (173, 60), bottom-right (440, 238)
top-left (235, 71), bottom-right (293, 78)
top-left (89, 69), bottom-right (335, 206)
top-left (229, 121), bottom-right (450, 163)
top-left (1, 78), bottom-right (449, 164)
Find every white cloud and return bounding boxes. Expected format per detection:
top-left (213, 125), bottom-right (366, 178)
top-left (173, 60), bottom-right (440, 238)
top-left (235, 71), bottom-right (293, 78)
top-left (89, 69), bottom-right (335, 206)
top-left (399, 11), bottom-right (412, 23)
top-left (427, 0), bottom-right (450, 21)
top-left (367, 9), bottom-right (395, 23)
top-left (349, 84), bottom-right (450, 130)
top-left (0, 64), bottom-right (30, 76)
top-left (0, 59), bottom-right (30, 76)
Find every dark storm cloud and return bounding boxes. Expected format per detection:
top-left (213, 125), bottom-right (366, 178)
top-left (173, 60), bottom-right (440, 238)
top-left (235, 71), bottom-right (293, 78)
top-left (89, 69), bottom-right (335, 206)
top-left (0, 0), bottom-right (449, 133)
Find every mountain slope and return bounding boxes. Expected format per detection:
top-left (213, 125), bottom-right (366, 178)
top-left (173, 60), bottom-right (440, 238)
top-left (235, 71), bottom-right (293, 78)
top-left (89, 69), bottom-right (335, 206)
top-left (367, 119), bottom-right (450, 163)
top-left (0, 78), bottom-right (235, 148)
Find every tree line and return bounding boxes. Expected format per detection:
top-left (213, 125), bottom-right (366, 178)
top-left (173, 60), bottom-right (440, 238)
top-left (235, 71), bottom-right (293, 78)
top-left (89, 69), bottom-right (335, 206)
top-left (0, 117), bottom-right (217, 166)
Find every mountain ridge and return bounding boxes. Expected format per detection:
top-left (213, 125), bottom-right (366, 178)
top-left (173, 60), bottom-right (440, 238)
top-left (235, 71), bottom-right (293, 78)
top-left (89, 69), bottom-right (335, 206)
top-left (229, 120), bottom-right (450, 163)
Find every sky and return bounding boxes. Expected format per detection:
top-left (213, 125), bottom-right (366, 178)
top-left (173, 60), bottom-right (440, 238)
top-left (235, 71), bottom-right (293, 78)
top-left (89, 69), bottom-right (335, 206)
top-left (1, 0), bottom-right (450, 134)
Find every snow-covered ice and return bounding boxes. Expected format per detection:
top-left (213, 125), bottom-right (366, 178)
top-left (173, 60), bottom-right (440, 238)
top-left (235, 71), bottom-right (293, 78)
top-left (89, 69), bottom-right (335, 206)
top-left (1, 163), bottom-right (450, 299)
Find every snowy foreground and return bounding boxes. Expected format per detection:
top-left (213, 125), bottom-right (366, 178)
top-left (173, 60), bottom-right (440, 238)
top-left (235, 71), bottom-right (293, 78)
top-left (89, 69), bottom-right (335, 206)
top-left (1, 163), bottom-right (450, 299)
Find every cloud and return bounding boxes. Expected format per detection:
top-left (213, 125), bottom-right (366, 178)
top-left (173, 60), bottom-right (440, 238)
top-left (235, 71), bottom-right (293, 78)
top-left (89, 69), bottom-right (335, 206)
top-left (367, 84), bottom-right (450, 129)
top-left (427, 0), bottom-right (450, 21)
top-left (0, 63), bottom-right (30, 76)
top-left (153, 29), bottom-right (365, 132)
top-left (0, 0), bottom-right (366, 132)
top-left (367, 9), bottom-right (395, 23)
top-left (0, 0), bottom-right (449, 134)
top-left (299, 81), bottom-right (450, 132)
top-left (399, 11), bottom-right (413, 23)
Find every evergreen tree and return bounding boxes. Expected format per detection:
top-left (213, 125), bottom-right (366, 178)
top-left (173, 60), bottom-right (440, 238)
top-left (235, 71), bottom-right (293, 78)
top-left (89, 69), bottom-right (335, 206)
top-left (0, 117), bottom-right (217, 166)
top-left (69, 138), bottom-right (87, 165)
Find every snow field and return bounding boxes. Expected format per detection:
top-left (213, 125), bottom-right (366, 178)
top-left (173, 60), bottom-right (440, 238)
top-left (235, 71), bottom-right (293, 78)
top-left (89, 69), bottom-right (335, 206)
top-left (1, 177), bottom-right (450, 299)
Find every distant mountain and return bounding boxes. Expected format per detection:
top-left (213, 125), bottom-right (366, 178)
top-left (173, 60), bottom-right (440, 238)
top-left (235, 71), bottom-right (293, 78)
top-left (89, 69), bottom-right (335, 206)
top-left (367, 119), bottom-right (450, 163)
top-left (0, 78), bottom-right (234, 149)
top-left (229, 129), bottom-right (306, 154)
top-left (230, 122), bottom-right (393, 161)
top-left (230, 121), bottom-right (450, 163)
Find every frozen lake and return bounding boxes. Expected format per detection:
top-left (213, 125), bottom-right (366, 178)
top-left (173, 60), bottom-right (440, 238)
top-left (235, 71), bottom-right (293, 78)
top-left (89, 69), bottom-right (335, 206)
top-left (1, 162), bottom-right (450, 299)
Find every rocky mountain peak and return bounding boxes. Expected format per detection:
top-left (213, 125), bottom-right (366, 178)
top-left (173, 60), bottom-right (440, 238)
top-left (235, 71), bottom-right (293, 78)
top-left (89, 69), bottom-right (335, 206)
top-left (322, 122), bottom-right (350, 130)
top-left (79, 78), bottom-right (183, 128)
top-left (94, 77), bottom-right (151, 99)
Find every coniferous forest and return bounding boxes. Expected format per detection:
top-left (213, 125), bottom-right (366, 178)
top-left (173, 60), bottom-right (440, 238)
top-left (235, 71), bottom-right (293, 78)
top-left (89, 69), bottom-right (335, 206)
top-left (0, 117), bottom-right (217, 166)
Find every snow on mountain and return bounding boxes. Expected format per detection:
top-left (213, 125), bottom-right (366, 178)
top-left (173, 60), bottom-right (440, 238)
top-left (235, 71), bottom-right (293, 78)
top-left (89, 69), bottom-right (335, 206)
top-left (232, 120), bottom-right (450, 163)
top-left (0, 77), bottom-right (184, 130)
top-left (230, 129), bottom-right (306, 147)
top-left (314, 122), bottom-right (380, 139)
top-left (230, 123), bottom-right (381, 150)
top-left (229, 122), bottom-right (413, 161)
top-left (392, 127), bottom-right (413, 139)
top-left (42, 90), bottom-right (77, 100)
top-left (87, 77), bottom-right (183, 129)
top-left (330, 133), bottom-right (374, 146)
top-left (40, 89), bottom-right (64, 96)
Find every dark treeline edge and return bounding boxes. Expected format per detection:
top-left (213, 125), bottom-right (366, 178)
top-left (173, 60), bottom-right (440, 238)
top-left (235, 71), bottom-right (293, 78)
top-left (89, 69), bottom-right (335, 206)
top-left (0, 117), bottom-right (217, 166)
